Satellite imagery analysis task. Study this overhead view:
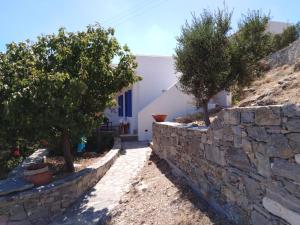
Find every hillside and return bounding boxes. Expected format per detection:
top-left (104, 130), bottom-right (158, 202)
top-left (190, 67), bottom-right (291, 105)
top-left (238, 64), bottom-right (300, 106)
top-left (238, 39), bottom-right (300, 107)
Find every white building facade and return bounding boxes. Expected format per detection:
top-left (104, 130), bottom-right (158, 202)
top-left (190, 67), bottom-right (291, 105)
top-left (105, 55), bottom-right (231, 141)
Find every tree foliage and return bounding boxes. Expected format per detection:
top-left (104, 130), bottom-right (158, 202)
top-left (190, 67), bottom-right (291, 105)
top-left (0, 24), bottom-right (140, 171)
top-left (272, 23), bottom-right (300, 51)
top-left (175, 9), bottom-right (273, 126)
top-left (230, 10), bottom-right (273, 87)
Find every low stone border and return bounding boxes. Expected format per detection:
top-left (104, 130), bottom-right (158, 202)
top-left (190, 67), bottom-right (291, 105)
top-left (0, 138), bottom-right (121, 225)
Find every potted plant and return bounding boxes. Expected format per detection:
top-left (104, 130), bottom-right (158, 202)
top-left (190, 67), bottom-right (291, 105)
top-left (152, 114), bottom-right (168, 122)
top-left (24, 163), bottom-right (53, 186)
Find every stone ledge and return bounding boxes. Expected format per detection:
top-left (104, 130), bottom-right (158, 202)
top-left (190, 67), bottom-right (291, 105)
top-left (0, 138), bottom-right (121, 225)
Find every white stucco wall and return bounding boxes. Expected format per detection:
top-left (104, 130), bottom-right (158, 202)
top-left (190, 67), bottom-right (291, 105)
top-left (135, 55), bottom-right (178, 111)
top-left (266, 21), bottom-right (290, 34)
top-left (105, 55), bottom-right (178, 134)
top-left (137, 83), bottom-right (219, 141)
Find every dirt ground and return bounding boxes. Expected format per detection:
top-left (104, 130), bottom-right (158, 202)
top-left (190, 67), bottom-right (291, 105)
top-left (108, 153), bottom-right (232, 225)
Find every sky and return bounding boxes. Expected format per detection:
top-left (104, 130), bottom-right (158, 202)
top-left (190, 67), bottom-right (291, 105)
top-left (0, 0), bottom-right (300, 56)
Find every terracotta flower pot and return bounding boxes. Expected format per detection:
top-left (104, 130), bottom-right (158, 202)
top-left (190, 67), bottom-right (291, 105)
top-left (24, 163), bottom-right (52, 186)
top-left (152, 114), bottom-right (167, 122)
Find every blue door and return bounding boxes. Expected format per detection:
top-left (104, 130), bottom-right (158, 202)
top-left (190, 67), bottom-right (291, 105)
top-left (125, 90), bottom-right (132, 117)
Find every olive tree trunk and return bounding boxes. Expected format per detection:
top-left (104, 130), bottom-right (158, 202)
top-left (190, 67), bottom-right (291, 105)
top-left (202, 101), bottom-right (211, 126)
top-left (62, 130), bottom-right (75, 172)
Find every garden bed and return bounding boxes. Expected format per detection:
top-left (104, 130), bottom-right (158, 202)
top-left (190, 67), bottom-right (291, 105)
top-left (46, 151), bottom-right (108, 181)
top-left (0, 138), bottom-right (121, 225)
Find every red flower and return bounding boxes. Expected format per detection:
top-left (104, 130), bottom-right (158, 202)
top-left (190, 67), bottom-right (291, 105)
top-left (12, 148), bottom-right (21, 157)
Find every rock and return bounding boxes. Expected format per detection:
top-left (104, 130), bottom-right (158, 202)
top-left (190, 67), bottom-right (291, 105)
top-left (204, 145), bottom-right (226, 166)
top-left (294, 60), bottom-right (300, 72)
top-left (242, 138), bottom-right (252, 154)
top-left (251, 210), bottom-right (269, 225)
top-left (263, 197), bottom-right (300, 225)
top-left (0, 178), bottom-right (33, 196)
top-left (223, 110), bottom-right (240, 125)
top-left (9, 204), bottom-right (28, 221)
top-left (244, 177), bottom-right (262, 201)
top-left (287, 133), bottom-right (300, 152)
top-left (285, 118), bottom-right (300, 132)
top-left (267, 134), bottom-right (293, 158)
top-left (295, 154), bottom-right (300, 164)
top-left (227, 148), bottom-right (251, 171)
top-left (254, 152), bottom-right (271, 177)
top-left (255, 107), bottom-right (281, 126)
top-left (241, 111), bottom-right (255, 124)
top-left (283, 104), bottom-right (300, 117)
top-left (247, 127), bottom-right (268, 142)
top-left (266, 187), bottom-right (300, 214)
top-left (272, 159), bottom-right (300, 183)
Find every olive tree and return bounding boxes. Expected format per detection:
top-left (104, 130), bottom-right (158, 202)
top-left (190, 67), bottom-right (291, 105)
top-left (0, 24), bottom-right (140, 171)
top-left (175, 9), bottom-right (233, 126)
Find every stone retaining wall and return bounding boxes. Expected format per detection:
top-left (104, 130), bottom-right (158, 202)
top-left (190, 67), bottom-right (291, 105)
top-left (0, 138), bottom-right (121, 225)
top-left (267, 38), bottom-right (300, 68)
top-left (152, 105), bottom-right (300, 225)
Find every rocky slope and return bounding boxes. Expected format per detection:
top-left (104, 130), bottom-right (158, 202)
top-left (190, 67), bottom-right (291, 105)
top-left (238, 39), bottom-right (300, 107)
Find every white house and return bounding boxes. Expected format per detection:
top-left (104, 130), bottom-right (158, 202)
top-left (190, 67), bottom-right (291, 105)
top-left (105, 21), bottom-right (292, 141)
top-left (105, 55), bottom-right (231, 141)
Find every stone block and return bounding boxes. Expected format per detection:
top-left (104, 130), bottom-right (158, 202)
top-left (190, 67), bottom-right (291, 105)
top-left (241, 111), bottom-right (255, 124)
top-left (244, 177), bottom-right (262, 201)
top-left (282, 104), bottom-right (300, 117)
top-left (285, 118), bottom-right (300, 132)
top-left (204, 145), bottom-right (226, 166)
top-left (0, 215), bottom-right (8, 225)
top-left (254, 152), bottom-right (271, 177)
top-left (255, 107), bottom-right (281, 126)
top-left (9, 204), bottom-right (27, 221)
top-left (263, 197), bottom-right (300, 225)
top-left (227, 148), bottom-right (251, 171)
top-left (287, 133), bottom-right (300, 152)
top-left (242, 138), bottom-right (252, 154)
top-left (251, 210), bottom-right (270, 225)
top-left (247, 126), bottom-right (268, 142)
top-left (0, 178), bottom-right (33, 196)
top-left (272, 159), bottom-right (300, 183)
top-left (267, 134), bottom-right (293, 158)
top-left (283, 180), bottom-right (300, 199)
top-left (223, 110), bottom-right (240, 125)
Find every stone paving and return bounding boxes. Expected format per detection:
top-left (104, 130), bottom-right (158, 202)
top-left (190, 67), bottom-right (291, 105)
top-left (50, 142), bottom-right (151, 225)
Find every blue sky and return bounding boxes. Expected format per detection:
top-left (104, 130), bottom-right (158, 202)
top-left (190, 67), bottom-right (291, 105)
top-left (0, 0), bottom-right (300, 55)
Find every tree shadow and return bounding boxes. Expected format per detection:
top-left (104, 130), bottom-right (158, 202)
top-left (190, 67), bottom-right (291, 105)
top-left (50, 186), bottom-right (112, 225)
top-left (148, 153), bottom-right (234, 225)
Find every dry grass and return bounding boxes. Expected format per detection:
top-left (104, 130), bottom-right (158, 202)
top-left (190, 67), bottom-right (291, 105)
top-left (238, 64), bottom-right (300, 106)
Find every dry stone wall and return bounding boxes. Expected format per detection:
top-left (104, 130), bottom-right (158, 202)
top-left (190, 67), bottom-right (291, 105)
top-left (0, 139), bottom-right (120, 225)
top-left (152, 104), bottom-right (300, 225)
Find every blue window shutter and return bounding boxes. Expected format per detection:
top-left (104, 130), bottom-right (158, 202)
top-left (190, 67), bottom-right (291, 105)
top-left (118, 95), bottom-right (123, 117)
top-left (125, 90), bottom-right (132, 117)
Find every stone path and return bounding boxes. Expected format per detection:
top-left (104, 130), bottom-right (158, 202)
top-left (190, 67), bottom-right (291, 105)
top-left (50, 142), bottom-right (151, 225)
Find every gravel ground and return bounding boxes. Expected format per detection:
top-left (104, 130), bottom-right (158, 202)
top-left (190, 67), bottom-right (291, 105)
top-left (107, 153), bottom-right (232, 225)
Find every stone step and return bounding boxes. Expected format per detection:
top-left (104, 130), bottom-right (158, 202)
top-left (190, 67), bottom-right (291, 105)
top-left (119, 134), bottom-right (138, 142)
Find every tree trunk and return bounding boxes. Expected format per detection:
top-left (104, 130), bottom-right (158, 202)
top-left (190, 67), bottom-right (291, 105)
top-left (202, 101), bottom-right (211, 126)
top-left (62, 130), bottom-right (75, 172)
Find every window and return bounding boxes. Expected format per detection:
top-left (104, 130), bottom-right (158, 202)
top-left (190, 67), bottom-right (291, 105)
top-left (125, 90), bottom-right (132, 117)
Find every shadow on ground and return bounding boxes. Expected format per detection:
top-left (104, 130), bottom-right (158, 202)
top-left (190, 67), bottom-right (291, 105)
top-left (148, 153), bottom-right (233, 225)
